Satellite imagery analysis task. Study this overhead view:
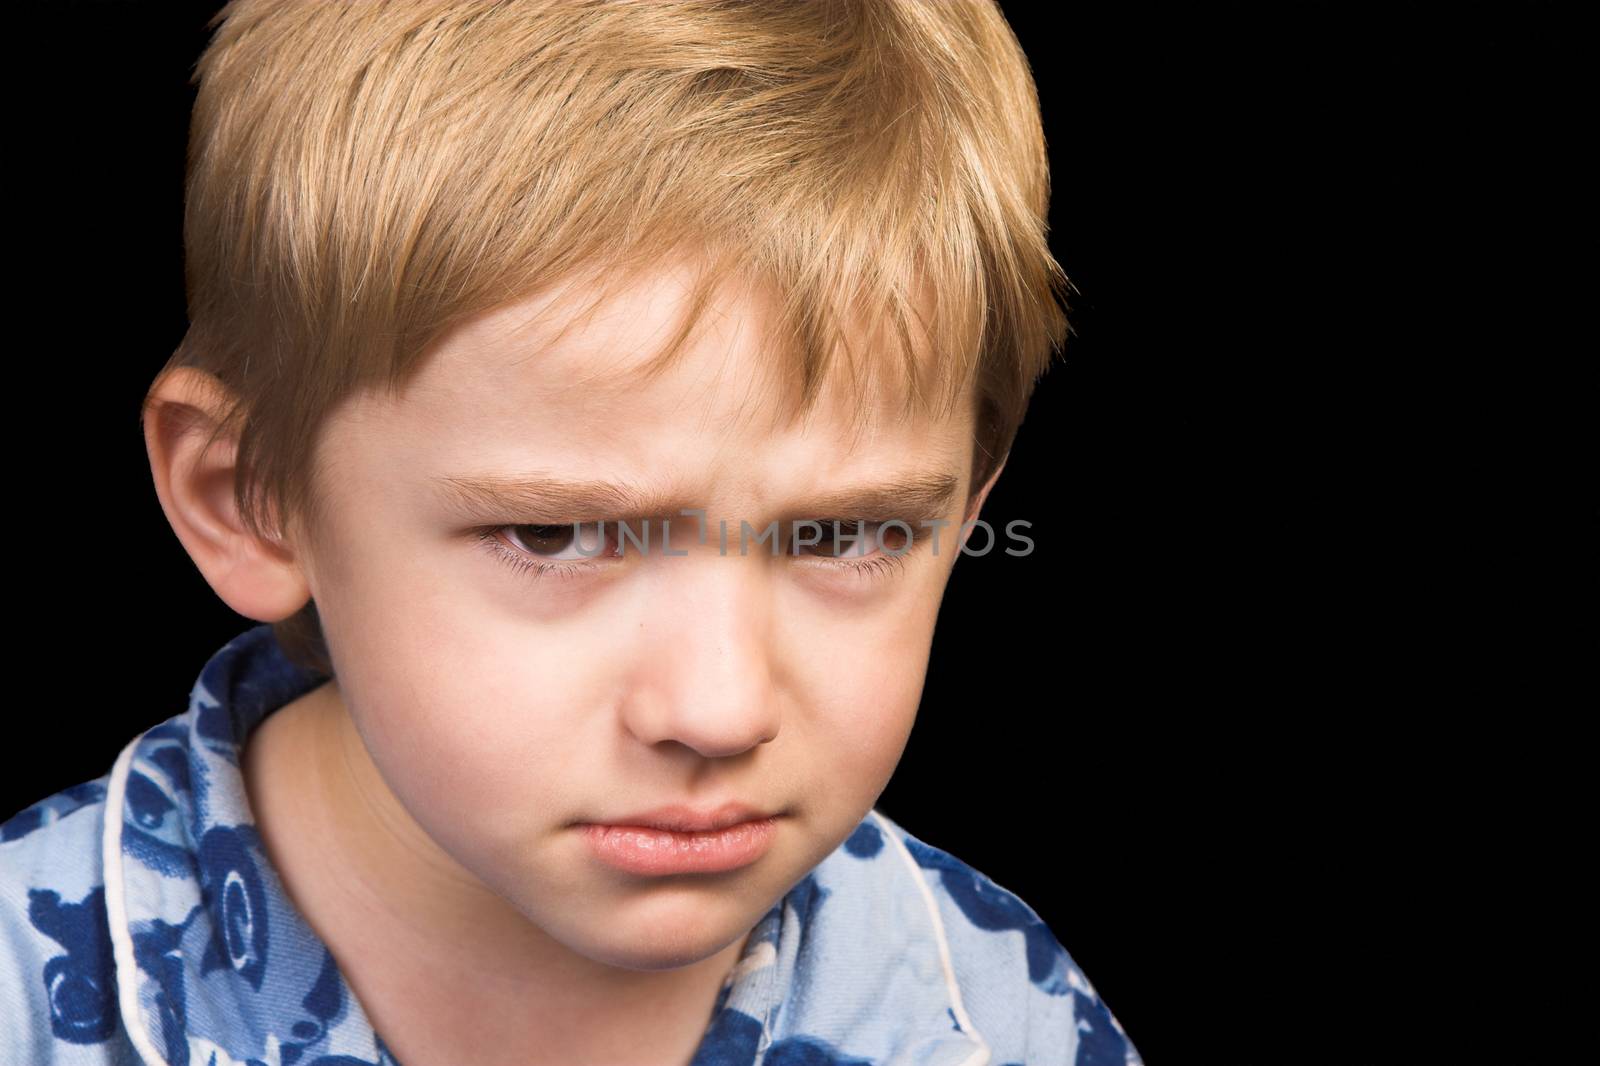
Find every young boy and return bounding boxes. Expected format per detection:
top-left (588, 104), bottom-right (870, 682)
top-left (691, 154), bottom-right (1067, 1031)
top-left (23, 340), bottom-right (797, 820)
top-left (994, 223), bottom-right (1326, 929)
top-left (2, 2), bottom-right (1142, 1064)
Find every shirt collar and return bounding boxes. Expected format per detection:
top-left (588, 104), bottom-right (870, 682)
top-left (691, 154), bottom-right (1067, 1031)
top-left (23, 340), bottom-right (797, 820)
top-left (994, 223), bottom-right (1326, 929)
top-left (102, 623), bottom-right (990, 1066)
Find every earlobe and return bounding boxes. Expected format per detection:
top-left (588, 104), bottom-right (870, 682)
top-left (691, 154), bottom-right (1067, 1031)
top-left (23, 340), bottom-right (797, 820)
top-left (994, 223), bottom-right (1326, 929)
top-left (143, 366), bottom-right (313, 623)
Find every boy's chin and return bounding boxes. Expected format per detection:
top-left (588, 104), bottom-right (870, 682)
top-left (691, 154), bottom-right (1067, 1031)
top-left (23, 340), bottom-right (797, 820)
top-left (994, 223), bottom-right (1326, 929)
top-left (540, 896), bottom-right (766, 973)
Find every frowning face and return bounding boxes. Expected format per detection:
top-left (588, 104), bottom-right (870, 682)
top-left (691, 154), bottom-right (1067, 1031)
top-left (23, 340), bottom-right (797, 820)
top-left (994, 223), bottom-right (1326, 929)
top-left (290, 252), bottom-right (990, 973)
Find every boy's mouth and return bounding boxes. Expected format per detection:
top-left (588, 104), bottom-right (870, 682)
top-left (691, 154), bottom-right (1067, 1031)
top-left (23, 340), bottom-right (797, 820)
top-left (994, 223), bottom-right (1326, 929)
top-left (576, 814), bottom-right (782, 876)
top-left (584, 801), bottom-right (778, 833)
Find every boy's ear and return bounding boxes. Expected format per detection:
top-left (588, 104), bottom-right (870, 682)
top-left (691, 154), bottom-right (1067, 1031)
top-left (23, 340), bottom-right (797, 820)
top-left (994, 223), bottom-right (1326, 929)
top-left (142, 366), bottom-right (313, 623)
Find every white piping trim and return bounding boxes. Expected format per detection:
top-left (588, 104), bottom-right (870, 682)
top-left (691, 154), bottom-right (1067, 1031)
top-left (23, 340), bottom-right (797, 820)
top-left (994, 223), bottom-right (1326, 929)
top-left (869, 809), bottom-right (991, 1066)
top-left (101, 731), bottom-right (174, 1066)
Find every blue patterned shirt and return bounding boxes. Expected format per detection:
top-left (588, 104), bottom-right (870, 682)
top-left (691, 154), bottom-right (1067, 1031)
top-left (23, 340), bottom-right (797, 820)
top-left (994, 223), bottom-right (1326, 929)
top-left (2, 623), bottom-right (1143, 1066)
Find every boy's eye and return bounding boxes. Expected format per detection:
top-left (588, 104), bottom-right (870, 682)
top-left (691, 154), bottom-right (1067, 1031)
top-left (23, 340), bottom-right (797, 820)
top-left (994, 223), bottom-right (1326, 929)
top-left (794, 521), bottom-right (908, 558)
top-left (475, 517), bottom-right (915, 588)
top-left (503, 521), bottom-right (619, 561)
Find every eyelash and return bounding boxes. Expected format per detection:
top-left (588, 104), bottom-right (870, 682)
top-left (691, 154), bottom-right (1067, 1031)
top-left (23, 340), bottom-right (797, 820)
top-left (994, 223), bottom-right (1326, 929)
top-left (471, 523), bottom-right (912, 585)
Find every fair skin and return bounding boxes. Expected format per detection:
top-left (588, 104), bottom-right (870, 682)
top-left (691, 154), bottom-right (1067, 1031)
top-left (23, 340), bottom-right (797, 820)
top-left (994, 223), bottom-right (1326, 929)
top-left (144, 255), bottom-right (1005, 1066)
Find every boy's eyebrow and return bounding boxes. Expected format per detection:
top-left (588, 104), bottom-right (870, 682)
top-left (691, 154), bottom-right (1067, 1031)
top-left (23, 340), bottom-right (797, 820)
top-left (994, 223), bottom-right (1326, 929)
top-left (430, 473), bottom-right (681, 524)
top-left (797, 473), bottom-right (964, 523)
top-left (429, 471), bottom-right (965, 524)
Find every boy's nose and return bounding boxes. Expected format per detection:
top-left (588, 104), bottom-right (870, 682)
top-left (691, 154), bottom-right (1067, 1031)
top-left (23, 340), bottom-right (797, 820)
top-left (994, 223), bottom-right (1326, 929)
top-left (617, 557), bottom-right (782, 759)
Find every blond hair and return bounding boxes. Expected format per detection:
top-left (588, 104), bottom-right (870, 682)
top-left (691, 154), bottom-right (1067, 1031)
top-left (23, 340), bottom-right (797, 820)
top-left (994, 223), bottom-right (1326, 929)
top-left (147, 0), bottom-right (1070, 674)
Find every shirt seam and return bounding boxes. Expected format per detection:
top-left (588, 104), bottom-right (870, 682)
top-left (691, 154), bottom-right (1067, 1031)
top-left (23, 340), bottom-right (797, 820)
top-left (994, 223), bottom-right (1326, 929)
top-left (867, 809), bottom-right (991, 1066)
top-left (102, 728), bottom-right (172, 1066)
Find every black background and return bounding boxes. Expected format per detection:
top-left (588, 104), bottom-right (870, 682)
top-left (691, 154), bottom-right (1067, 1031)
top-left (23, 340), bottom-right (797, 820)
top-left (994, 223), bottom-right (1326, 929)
top-left (7, 3), bottom-right (1584, 1063)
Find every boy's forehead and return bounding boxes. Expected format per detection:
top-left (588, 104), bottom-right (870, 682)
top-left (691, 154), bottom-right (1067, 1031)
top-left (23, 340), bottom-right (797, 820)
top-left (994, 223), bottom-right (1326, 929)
top-left (304, 249), bottom-right (972, 531)
top-left (429, 257), bottom-right (714, 403)
top-left (390, 255), bottom-right (964, 449)
top-left (314, 254), bottom-right (977, 524)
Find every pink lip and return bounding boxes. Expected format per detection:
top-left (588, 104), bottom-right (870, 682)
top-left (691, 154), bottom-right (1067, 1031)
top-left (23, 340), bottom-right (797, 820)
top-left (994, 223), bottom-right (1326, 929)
top-left (590, 802), bottom-right (776, 833)
top-left (577, 803), bottom-right (781, 876)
